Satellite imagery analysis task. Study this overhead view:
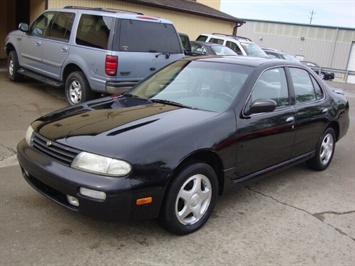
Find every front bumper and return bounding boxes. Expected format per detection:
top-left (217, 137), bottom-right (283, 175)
top-left (17, 139), bottom-right (163, 221)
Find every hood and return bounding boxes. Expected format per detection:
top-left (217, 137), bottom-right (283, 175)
top-left (32, 100), bottom-right (219, 157)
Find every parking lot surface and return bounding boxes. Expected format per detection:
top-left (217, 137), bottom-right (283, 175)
top-left (0, 69), bottom-right (354, 265)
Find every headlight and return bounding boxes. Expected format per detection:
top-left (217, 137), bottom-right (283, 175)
top-left (71, 152), bottom-right (131, 177)
top-left (25, 126), bottom-right (34, 146)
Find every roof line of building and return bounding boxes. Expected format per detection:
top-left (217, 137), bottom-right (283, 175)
top-left (118, 0), bottom-right (245, 25)
top-left (241, 18), bottom-right (355, 30)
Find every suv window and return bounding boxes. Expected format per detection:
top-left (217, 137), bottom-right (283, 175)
top-left (76, 14), bottom-right (112, 49)
top-left (47, 12), bottom-right (75, 41)
top-left (118, 20), bottom-right (182, 53)
top-left (196, 35), bottom-right (207, 42)
top-left (210, 38), bottom-right (224, 45)
top-left (30, 11), bottom-right (55, 36)
top-left (226, 41), bottom-right (242, 55)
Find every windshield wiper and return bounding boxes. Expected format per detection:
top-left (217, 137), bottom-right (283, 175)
top-left (123, 93), bottom-right (148, 101)
top-left (151, 99), bottom-right (196, 109)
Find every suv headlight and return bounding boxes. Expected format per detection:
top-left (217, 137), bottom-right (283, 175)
top-left (71, 152), bottom-right (131, 177)
top-left (25, 126), bottom-right (34, 146)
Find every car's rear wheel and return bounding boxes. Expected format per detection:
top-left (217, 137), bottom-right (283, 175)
top-left (307, 128), bottom-right (336, 171)
top-left (7, 51), bottom-right (23, 82)
top-left (65, 71), bottom-right (97, 105)
top-left (159, 162), bottom-right (218, 235)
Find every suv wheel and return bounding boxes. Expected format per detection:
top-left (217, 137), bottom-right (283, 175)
top-left (7, 51), bottom-right (23, 82)
top-left (65, 71), bottom-right (96, 105)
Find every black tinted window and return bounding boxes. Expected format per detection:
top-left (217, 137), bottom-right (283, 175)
top-left (210, 38), bottom-right (224, 45)
top-left (289, 68), bottom-right (317, 103)
top-left (47, 12), bottom-right (75, 41)
top-left (251, 68), bottom-right (289, 107)
top-left (196, 35), bottom-right (207, 42)
top-left (118, 20), bottom-right (182, 53)
top-left (76, 15), bottom-right (112, 49)
top-left (311, 75), bottom-right (324, 99)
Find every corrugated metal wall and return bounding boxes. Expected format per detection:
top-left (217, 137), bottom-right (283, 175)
top-left (48, 0), bottom-right (235, 40)
top-left (238, 20), bottom-right (355, 69)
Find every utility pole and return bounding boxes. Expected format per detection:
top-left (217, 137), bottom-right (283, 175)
top-left (309, 10), bottom-right (316, 24)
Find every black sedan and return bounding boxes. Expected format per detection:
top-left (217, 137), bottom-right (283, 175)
top-left (300, 61), bottom-right (335, 80)
top-left (191, 41), bottom-right (238, 56)
top-left (17, 56), bottom-right (349, 235)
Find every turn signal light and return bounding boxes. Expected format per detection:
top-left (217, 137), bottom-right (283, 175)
top-left (136, 197), bottom-right (152, 205)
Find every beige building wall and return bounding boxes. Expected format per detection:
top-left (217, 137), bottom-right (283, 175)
top-left (47, 0), bottom-right (234, 39)
top-left (30, 0), bottom-right (46, 22)
top-left (198, 0), bottom-right (221, 10)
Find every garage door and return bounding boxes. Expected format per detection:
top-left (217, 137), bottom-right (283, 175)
top-left (347, 42), bottom-right (355, 84)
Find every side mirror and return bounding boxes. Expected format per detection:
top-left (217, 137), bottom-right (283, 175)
top-left (19, 23), bottom-right (29, 32)
top-left (246, 98), bottom-right (277, 115)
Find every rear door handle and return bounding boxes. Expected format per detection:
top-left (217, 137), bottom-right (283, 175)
top-left (36, 41), bottom-right (41, 46)
top-left (61, 47), bottom-right (68, 52)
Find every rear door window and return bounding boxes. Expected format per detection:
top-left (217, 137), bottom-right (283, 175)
top-left (76, 15), bottom-right (113, 49)
top-left (117, 20), bottom-right (182, 53)
top-left (209, 38), bottom-right (224, 45)
top-left (289, 68), bottom-right (320, 103)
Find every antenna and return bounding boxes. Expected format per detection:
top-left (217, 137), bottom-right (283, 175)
top-left (309, 10), bottom-right (316, 24)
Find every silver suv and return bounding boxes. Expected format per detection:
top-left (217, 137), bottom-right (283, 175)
top-left (196, 33), bottom-right (268, 58)
top-left (4, 6), bottom-right (185, 105)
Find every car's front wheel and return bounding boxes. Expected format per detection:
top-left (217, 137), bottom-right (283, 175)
top-left (159, 162), bottom-right (218, 235)
top-left (307, 128), bottom-right (336, 171)
top-left (65, 71), bottom-right (97, 105)
top-left (7, 51), bottom-right (23, 82)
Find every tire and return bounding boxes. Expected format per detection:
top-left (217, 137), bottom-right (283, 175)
top-left (7, 51), bottom-right (23, 82)
top-left (306, 128), bottom-right (336, 171)
top-left (159, 162), bottom-right (218, 235)
top-left (65, 71), bottom-right (96, 105)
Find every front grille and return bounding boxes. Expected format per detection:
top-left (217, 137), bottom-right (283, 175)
top-left (32, 133), bottom-right (80, 166)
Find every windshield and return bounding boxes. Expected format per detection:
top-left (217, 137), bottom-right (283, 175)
top-left (125, 60), bottom-right (253, 112)
top-left (283, 54), bottom-right (299, 63)
top-left (240, 42), bottom-right (268, 58)
top-left (210, 45), bottom-right (238, 55)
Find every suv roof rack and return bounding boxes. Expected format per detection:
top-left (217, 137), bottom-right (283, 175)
top-left (211, 33), bottom-right (252, 42)
top-left (64, 6), bottom-right (144, 15)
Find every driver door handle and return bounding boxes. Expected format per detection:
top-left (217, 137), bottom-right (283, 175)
top-left (286, 116), bottom-right (295, 123)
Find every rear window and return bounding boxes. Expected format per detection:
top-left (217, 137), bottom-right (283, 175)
top-left (116, 20), bottom-right (182, 53)
top-left (196, 35), bottom-right (208, 42)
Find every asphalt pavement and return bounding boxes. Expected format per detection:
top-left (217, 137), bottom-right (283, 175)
top-left (0, 68), bottom-right (354, 265)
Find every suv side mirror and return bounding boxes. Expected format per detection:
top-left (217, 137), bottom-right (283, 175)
top-left (19, 23), bottom-right (29, 32)
top-left (245, 98), bottom-right (277, 115)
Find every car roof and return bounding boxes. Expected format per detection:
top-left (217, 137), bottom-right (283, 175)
top-left (182, 55), bottom-right (302, 68)
top-left (47, 6), bottom-right (173, 23)
top-left (191, 41), bottom-right (225, 47)
top-left (199, 33), bottom-right (254, 43)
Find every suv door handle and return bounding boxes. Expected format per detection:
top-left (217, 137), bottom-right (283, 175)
top-left (61, 47), bottom-right (68, 52)
top-left (36, 41), bottom-right (41, 46)
top-left (150, 67), bottom-right (156, 71)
